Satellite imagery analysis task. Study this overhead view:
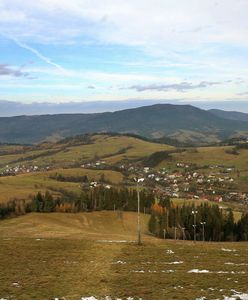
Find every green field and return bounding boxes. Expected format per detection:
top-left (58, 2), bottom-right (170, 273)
top-left (0, 211), bottom-right (248, 300)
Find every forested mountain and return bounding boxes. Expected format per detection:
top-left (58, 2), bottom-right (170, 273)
top-left (1, 104), bottom-right (248, 145)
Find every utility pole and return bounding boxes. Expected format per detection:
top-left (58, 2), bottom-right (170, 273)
top-left (136, 178), bottom-right (144, 245)
top-left (192, 210), bottom-right (198, 242)
top-left (200, 221), bottom-right (206, 242)
top-left (137, 181), bottom-right (141, 245)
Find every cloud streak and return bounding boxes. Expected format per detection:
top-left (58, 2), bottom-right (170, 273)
top-left (9, 36), bottom-right (65, 73)
top-left (127, 81), bottom-right (222, 92)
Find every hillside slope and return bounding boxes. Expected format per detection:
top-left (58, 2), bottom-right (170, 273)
top-left (0, 211), bottom-right (150, 240)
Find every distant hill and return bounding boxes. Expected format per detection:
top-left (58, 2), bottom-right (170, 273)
top-left (0, 99), bottom-right (173, 116)
top-left (209, 109), bottom-right (248, 122)
top-left (1, 104), bottom-right (248, 145)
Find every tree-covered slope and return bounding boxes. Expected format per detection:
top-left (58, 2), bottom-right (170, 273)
top-left (1, 104), bottom-right (248, 144)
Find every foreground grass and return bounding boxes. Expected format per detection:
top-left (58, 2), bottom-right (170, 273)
top-left (0, 212), bottom-right (248, 300)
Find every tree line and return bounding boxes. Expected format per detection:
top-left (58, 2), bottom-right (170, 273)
top-left (0, 186), bottom-right (154, 218)
top-left (1, 187), bottom-right (248, 241)
top-left (148, 198), bottom-right (248, 241)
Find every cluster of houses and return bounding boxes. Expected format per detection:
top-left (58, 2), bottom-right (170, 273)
top-left (1, 157), bottom-right (248, 206)
top-left (81, 160), bottom-right (248, 205)
top-left (141, 164), bottom-right (248, 205)
top-left (0, 164), bottom-right (50, 176)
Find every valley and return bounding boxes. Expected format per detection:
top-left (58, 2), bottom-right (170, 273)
top-left (1, 132), bottom-right (248, 300)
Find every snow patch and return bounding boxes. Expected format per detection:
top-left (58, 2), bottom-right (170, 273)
top-left (174, 285), bottom-right (184, 290)
top-left (222, 248), bottom-right (237, 252)
top-left (131, 270), bottom-right (145, 273)
top-left (112, 260), bottom-right (126, 265)
top-left (225, 262), bottom-right (248, 266)
top-left (224, 293), bottom-right (248, 300)
top-left (12, 282), bottom-right (21, 288)
top-left (188, 269), bottom-right (210, 273)
top-left (162, 269), bottom-right (175, 273)
top-left (166, 261), bottom-right (183, 265)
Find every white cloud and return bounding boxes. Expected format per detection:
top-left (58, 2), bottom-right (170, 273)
top-left (1, 0), bottom-right (248, 48)
top-left (0, 0), bottom-right (247, 104)
top-left (127, 81), bottom-right (223, 92)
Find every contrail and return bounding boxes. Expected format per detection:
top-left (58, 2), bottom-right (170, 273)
top-left (4, 34), bottom-right (65, 73)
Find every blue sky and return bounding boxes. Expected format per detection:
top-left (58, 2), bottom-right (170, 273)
top-left (0, 0), bottom-right (248, 106)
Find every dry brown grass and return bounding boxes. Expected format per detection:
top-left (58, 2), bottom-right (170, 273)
top-left (0, 212), bottom-right (248, 299)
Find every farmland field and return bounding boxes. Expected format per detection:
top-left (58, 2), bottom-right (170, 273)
top-left (0, 211), bottom-right (248, 300)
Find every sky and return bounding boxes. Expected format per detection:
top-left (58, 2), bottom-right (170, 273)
top-left (0, 0), bottom-right (248, 108)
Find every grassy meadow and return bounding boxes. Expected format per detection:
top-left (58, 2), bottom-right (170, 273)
top-left (0, 211), bottom-right (248, 300)
top-left (0, 134), bottom-right (173, 170)
top-left (0, 168), bottom-right (124, 203)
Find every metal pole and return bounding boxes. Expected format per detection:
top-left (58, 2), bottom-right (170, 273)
top-left (194, 213), bottom-right (196, 242)
top-left (137, 182), bottom-right (141, 245)
top-left (192, 210), bottom-right (198, 242)
top-left (200, 222), bottom-right (206, 242)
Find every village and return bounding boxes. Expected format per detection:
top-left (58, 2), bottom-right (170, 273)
top-left (1, 157), bottom-right (248, 207)
top-left (80, 160), bottom-right (248, 206)
top-left (0, 164), bottom-right (50, 176)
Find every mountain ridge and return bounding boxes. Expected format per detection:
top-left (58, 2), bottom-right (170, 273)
top-left (209, 109), bottom-right (248, 122)
top-left (1, 99), bottom-right (248, 117)
top-left (1, 103), bottom-right (248, 145)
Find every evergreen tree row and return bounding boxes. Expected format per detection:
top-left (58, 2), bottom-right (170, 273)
top-left (1, 187), bottom-right (247, 242)
top-left (148, 198), bottom-right (248, 241)
top-left (0, 186), bottom-right (154, 218)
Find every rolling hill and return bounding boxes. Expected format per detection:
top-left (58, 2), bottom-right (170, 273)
top-left (0, 133), bottom-right (173, 203)
top-left (1, 104), bottom-right (248, 145)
